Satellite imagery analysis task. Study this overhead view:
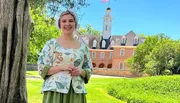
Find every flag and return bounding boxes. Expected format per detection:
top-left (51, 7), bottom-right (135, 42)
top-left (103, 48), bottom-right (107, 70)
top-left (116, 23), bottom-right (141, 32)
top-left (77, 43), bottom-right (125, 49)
top-left (101, 0), bottom-right (109, 3)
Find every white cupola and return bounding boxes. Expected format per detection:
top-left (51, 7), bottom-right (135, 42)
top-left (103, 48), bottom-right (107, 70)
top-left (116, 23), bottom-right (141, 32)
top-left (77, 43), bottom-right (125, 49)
top-left (102, 7), bottom-right (112, 39)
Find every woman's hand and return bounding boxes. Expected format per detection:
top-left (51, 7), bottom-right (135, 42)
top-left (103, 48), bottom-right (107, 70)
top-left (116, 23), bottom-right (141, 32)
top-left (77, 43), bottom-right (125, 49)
top-left (71, 68), bottom-right (81, 76)
top-left (68, 64), bottom-right (86, 77)
top-left (68, 64), bottom-right (81, 76)
top-left (47, 65), bottom-right (72, 75)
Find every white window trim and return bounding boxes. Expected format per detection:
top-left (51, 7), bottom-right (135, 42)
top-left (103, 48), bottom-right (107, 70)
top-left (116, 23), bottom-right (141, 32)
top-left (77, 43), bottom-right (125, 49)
top-left (134, 38), bottom-right (139, 44)
top-left (102, 40), bottom-right (106, 48)
top-left (109, 52), bottom-right (113, 59)
top-left (92, 52), bottom-right (96, 58)
top-left (93, 39), bottom-right (97, 48)
top-left (100, 52), bottom-right (105, 59)
top-left (120, 49), bottom-right (125, 56)
top-left (121, 38), bottom-right (126, 44)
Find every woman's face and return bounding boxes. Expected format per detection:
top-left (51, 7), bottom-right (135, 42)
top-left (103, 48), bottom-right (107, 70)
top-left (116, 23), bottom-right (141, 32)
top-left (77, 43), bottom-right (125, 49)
top-left (60, 14), bottom-right (76, 36)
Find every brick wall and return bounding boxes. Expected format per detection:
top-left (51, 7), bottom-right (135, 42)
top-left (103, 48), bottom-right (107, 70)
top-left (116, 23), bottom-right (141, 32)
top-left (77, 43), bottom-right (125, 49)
top-left (89, 46), bottom-right (137, 77)
top-left (92, 68), bottom-right (140, 77)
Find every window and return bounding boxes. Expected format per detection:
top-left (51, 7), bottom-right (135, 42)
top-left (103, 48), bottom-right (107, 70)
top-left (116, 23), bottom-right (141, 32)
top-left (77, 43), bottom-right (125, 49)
top-left (134, 39), bottom-right (138, 44)
top-left (134, 37), bottom-right (139, 45)
top-left (121, 38), bottom-right (126, 44)
top-left (102, 40), bottom-right (106, 48)
top-left (109, 52), bottom-right (113, 59)
top-left (105, 25), bottom-right (108, 31)
top-left (120, 49), bottom-right (124, 56)
top-left (121, 36), bottom-right (126, 44)
top-left (92, 52), bottom-right (96, 58)
top-left (109, 26), bottom-right (111, 31)
top-left (100, 52), bottom-right (105, 59)
top-left (92, 39), bottom-right (97, 48)
top-left (120, 62), bottom-right (124, 69)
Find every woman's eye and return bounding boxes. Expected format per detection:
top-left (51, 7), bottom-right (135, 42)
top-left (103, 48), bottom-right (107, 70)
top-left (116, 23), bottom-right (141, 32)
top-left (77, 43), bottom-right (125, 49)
top-left (69, 20), bottom-right (74, 22)
top-left (62, 20), bottom-right (66, 23)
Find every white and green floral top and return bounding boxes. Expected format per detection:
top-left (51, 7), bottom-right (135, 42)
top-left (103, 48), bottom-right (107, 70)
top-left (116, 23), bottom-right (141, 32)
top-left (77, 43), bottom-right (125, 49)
top-left (37, 39), bottom-right (92, 94)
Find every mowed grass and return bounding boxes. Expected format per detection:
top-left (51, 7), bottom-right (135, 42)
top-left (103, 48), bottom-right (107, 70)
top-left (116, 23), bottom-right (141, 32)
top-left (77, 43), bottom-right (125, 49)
top-left (27, 71), bottom-right (125, 103)
top-left (107, 75), bottom-right (180, 103)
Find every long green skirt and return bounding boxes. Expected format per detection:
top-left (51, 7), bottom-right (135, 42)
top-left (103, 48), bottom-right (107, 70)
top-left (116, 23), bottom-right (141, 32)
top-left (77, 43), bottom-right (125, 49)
top-left (42, 84), bottom-right (87, 103)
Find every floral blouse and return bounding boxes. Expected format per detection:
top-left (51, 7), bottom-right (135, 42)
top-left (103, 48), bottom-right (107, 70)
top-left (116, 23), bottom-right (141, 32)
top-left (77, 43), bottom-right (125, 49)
top-left (37, 39), bottom-right (93, 94)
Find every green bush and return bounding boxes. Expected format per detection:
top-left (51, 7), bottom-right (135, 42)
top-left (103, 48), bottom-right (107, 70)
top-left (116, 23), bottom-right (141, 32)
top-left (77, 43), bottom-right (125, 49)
top-left (162, 69), bottom-right (172, 75)
top-left (107, 75), bottom-right (180, 103)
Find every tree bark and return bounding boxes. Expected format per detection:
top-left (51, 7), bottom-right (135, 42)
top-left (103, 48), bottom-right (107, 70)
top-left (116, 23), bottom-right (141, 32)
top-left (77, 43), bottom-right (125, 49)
top-left (0, 0), bottom-right (33, 103)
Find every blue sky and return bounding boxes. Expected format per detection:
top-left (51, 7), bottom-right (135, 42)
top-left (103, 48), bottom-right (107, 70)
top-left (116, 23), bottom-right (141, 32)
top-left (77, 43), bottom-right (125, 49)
top-left (78, 0), bottom-right (180, 40)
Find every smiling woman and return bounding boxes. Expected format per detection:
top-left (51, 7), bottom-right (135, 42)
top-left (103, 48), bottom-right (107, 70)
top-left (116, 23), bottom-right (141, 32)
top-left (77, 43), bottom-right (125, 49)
top-left (37, 10), bottom-right (93, 103)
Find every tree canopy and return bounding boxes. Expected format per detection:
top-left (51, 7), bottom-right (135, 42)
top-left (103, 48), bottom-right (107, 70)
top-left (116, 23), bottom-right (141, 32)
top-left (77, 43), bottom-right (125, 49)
top-left (126, 34), bottom-right (180, 76)
top-left (79, 24), bottom-right (101, 35)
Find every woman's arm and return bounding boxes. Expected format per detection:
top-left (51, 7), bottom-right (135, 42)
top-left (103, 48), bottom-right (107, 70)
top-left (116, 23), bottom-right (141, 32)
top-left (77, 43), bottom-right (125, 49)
top-left (47, 65), bottom-right (72, 75)
top-left (81, 45), bottom-right (93, 83)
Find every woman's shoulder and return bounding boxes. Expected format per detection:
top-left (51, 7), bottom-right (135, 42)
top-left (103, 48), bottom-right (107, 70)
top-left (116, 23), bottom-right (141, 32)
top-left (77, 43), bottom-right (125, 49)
top-left (45, 38), bottom-right (56, 45)
top-left (79, 42), bottom-right (89, 51)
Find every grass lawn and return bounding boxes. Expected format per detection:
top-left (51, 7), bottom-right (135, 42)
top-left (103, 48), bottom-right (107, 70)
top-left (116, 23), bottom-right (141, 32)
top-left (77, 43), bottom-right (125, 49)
top-left (107, 75), bottom-right (180, 103)
top-left (27, 71), bottom-right (125, 103)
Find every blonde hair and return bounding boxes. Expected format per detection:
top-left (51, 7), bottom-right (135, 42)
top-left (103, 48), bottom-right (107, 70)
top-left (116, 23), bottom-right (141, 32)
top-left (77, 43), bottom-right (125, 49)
top-left (57, 10), bottom-right (78, 29)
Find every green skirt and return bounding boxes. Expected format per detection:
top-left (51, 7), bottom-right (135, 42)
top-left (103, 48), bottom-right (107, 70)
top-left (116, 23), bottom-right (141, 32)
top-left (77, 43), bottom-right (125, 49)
top-left (42, 84), bottom-right (87, 103)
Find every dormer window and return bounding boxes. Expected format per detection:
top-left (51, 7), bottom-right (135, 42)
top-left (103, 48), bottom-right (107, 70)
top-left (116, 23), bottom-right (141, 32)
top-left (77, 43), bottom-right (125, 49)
top-left (92, 39), bottom-right (97, 49)
top-left (102, 40), bottom-right (106, 48)
top-left (121, 36), bottom-right (126, 45)
top-left (134, 36), bottom-right (139, 46)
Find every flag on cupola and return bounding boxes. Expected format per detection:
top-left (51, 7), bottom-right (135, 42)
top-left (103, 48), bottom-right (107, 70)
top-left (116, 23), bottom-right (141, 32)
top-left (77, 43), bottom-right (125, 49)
top-left (101, 0), bottom-right (109, 3)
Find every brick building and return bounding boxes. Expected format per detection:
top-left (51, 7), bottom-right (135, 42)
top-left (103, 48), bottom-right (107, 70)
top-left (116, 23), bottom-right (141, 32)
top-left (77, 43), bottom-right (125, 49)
top-left (75, 7), bottom-right (145, 77)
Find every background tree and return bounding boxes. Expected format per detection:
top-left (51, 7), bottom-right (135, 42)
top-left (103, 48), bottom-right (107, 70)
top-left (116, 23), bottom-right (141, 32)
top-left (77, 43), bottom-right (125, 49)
top-left (0, 0), bottom-right (88, 102)
top-left (127, 34), bottom-right (160, 73)
top-left (28, 8), bottom-right (60, 64)
top-left (79, 24), bottom-right (101, 35)
top-left (145, 39), bottom-right (175, 75)
top-left (127, 34), bottom-right (180, 76)
top-left (171, 40), bottom-right (180, 74)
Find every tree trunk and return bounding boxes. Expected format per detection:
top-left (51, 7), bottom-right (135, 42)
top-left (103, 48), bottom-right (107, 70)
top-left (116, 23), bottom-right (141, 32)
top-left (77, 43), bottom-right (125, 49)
top-left (0, 0), bottom-right (33, 103)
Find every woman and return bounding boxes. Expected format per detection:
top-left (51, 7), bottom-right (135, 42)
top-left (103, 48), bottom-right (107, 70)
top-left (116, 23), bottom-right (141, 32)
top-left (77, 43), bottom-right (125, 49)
top-left (37, 10), bottom-right (93, 103)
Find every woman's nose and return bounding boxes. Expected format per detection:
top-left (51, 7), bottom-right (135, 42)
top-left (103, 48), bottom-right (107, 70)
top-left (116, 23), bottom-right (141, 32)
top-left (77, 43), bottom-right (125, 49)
top-left (65, 21), bottom-right (70, 25)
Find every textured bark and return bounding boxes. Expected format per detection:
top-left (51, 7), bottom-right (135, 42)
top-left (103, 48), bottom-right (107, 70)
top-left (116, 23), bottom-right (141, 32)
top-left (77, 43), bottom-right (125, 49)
top-left (0, 0), bottom-right (33, 103)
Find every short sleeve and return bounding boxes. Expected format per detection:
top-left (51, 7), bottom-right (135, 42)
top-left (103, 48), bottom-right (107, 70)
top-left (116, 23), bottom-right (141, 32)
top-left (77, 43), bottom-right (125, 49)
top-left (37, 40), bottom-right (54, 79)
top-left (82, 45), bottom-right (93, 84)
